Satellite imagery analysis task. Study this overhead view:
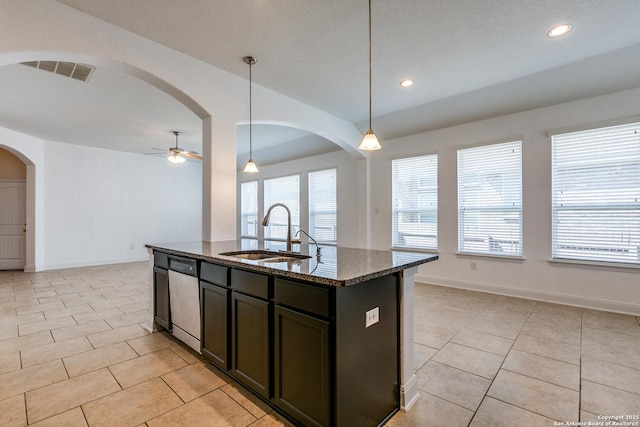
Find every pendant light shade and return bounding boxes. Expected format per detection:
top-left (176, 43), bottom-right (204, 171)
top-left (360, 129), bottom-right (380, 150)
top-left (243, 159), bottom-right (258, 173)
top-left (359, 0), bottom-right (381, 151)
top-left (242, 56), bottom-right (259, 173)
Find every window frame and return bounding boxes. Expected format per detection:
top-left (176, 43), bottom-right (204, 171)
top-left (263, 174), bottom-right (301, 245)
top-left (308, 168), bottom-right (337, 246)
top-left (391, 153), bottom-right (438, 251)
top-left (239, 180), bottom-right (258, 240)
top-left (456, 139), bottom-right (523, 257)
top-left (550, 121), bottom-right (640, 266)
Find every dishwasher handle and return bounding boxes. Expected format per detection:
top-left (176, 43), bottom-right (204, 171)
top-left (169, 257), bottom-right (197, 277)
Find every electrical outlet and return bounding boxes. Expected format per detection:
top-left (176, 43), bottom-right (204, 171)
top-left (365, 307), bottom-right (379, 328)
top-left (470, 261), bottom-right (477, 270)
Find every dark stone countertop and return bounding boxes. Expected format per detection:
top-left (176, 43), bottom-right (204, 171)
top-left (146, 240), bottom-right (438, 287)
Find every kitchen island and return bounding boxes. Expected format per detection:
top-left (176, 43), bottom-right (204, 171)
top-left (145, 240), bottom-right (438, 427)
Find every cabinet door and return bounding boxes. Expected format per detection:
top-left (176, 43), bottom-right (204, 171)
top-left (274, 306), bottom-right (331, 427)
top-left (230, 292), bottom-right (271, 398)
top-left (153, 266), bottom-right (170, 330)
top-left (200, 282), bottom-right (229, 369)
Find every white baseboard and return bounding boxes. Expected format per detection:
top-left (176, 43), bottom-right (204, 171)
top-left (400, 375), bottom-right (420, 412)
top-left (43, 255), bottom-right (150, 271)
top-left (415, 274), bottom-right (640, 316)
top-left (23, 264), bottom-right (37, 273)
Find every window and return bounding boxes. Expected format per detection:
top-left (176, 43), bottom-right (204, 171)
top-left (458, 141), bottom-right (522, 256)
top-left (240, 181), bottom-right (258, 238)
top-left (264, 175), bottom-right (300, 243)
top-left (392, 154), bottom-right (438, 249)
top-left (551, 122), bottom-right (640, 264)
top-left (309, 169), bottom-right (337, 244)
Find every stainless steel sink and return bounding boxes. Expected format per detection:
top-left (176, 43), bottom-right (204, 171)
top-left (219, 250), bottom-right (311, 262)
top-left (223, 252), bottom-right (281, 260)
top-left (262, 257), bottom-right (305, 263)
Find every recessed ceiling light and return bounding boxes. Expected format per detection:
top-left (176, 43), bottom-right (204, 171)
top-left (400, 79), bottom-right (415, 87)
top-left (548, 24), bottom-right (571, 37)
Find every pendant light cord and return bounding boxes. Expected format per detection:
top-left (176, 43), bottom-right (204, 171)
top-left (249, 59), bottom-right (253, 159)
top-left (368, 0), bottom-right (372, 131)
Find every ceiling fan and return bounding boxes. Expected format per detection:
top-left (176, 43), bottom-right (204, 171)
top-left (147, 131), bottom-right (202, 164)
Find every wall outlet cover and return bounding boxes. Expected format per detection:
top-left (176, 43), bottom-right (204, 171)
top-left (365, 306), bottom-right (379, 328)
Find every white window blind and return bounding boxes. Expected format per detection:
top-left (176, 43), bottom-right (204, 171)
top-left (264, 175), bottom-right (300, 241)
top-left (240, 181), bottom-right (258, 238)
top-left (552, 122), bottom-right (640, 264)
top-left (392, 154), bottom-right (438, 249)
top-left (309, 169), bottom-right (337, 244)
top-left (458, 141), bottom-right (522, 256)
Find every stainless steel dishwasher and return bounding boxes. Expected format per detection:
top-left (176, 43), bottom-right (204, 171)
top-left (168, 256), bottom-right (201, 353)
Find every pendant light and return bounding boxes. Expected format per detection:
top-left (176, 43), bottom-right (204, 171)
top-left (358, 0), bottom-right (381, 151)
top-left (242, 56), bottom-right (259, 173)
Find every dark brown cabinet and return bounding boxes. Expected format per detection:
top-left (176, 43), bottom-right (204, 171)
top-left (153, 252), bottom-right (171, 330)
top-left (194, 263), bottom-right (399, 427)
top-left (273, 275), bottom-right (399, 427)
top-left (274, 305), bottom-right (330, 427)
top-left (230, 269), bottom-right (272, 399)
top-left (201, 282), bottom-right (229, 368)
top-left (200, 262), bottom-right (230, 369)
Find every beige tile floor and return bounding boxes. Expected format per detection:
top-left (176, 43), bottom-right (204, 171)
top-left (1, 262), bottom-right (639, 426)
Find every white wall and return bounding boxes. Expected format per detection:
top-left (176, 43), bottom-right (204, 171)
top-left (237, 150), bottom-right (365, 248)
top-left (43, 140), bottom-right (202, 269)
top-left (368, 87), bottom-right (640, 315)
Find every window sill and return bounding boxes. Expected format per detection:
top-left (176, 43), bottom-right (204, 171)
top-left (456, 252), bottom-right (524, 262)
top-left (549, 258), bottom-right (640, 272)
top-left (391, 246), bottom-right (439, 255)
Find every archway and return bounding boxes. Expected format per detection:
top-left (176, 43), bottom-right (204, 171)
top-left (0, 139), bottom-right (39, 271)
top-left (0, 53), bottom-right (212, 271)
top-left (0, 147), bottom-right (26, 269)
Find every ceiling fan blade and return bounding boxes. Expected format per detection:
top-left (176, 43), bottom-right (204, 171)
top-left (183, 151), bottom-right (202, 160)
top-left (144, 152), bottom-right (166, 156)
top-left (151, 147), bottom-right (166, 151)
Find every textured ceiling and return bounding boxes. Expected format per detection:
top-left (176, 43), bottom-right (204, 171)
top-left (3, 0), bottom-right (640, 165)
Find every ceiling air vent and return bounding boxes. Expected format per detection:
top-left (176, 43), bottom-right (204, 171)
top-left (22, 61), bottom-right (95, 82)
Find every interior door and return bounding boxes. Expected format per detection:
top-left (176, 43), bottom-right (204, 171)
top-left (0, 181), bottom-right (26, 270)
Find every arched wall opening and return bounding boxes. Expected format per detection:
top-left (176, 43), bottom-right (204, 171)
top-left (0, 147), bottom-right (28, 269)
top-left (0, 140), bottom-right (40, 271)
top-left (0, 52), bottom-right (212, 271)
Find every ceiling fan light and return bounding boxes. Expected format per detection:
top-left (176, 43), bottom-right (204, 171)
top-left (243, 158), bottom-right (259, 173)
top-left (359, 129), bottom-right (381, 150)
top-left (167, 153), bottom-right (186, 164)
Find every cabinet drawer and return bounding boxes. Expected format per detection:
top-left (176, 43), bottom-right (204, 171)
top-left (154, 251), bottom-right (169, 269)
top-left (231, 269), bottom-right (272, 300)
top-left (201, 262), bottom-right (228, 286)
top-left (275, 278), bottom-right (332, 318)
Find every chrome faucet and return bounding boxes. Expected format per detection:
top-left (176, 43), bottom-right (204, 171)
top-left (262, 203), bottom-right (293, 252)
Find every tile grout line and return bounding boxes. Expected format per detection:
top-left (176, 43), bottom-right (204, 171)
top-left (21, 392), bottom-right (27, 426)
top-left (578, 307), bottom-right (584, 421)
top-left (80, 405), bottom-right (90, 427)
